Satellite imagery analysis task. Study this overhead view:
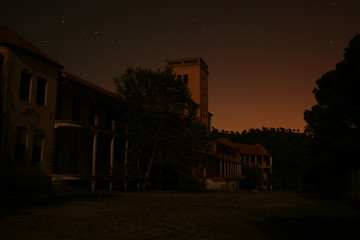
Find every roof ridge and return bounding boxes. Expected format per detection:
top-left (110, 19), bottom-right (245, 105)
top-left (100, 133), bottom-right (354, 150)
top-left (60, 70), bottom-right (118, 98)
top-left (0, 25), bottom-right (62, 68)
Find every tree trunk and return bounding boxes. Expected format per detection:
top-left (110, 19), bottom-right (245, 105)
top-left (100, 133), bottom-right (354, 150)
top-left (143, 121), bottom-right (162, 189)
top-left (124, 125), bottom-right (128, 190)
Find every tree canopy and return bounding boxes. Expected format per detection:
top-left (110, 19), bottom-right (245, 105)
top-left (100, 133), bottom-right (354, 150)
top-left (303, 34), bottom-right (360, 193)
top-left (114, 67), bottom-right (209, 190)
top-left (305, 34), bottom-right (360, 137)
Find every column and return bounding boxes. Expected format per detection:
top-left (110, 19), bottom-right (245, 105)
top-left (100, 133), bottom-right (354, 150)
top-left (227, 161), bottom-right (230, 178)
top-left (91, 132), bottom-right (98, 191)
top-left (124, 125), bottom-right (129, 190)
top-left (220, 160), bottom-right (222, 178)
top-left (109, 120), bottom-right (116, 191)
top-left (232, 163), bottom-right (234, 178)
top-left (109, 136), bottom-right (115, 191)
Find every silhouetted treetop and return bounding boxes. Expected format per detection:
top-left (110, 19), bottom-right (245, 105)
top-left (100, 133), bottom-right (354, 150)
top-left (305, 34), bottom-right (360, 137)
top-left (303, 34), bottom-right (360, 192)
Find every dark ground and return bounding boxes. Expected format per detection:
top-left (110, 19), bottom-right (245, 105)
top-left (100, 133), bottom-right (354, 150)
top-left (0, 190), bottom-right (359, 240)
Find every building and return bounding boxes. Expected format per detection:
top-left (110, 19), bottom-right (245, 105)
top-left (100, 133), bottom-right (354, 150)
top-left (205, 138), bottom-right (272, 190)
top-left (0, 26), bottom-right (63, 187)
top-left (166, 58), bottom-right (212, 130)
top-left (53, 71), bottom-right (122, 190)
top-left (0, 26), bottom-right (123, 191)
top-left (234, 142), bottom-right (272, 187)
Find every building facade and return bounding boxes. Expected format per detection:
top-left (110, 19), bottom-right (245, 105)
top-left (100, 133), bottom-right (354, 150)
top-left (0, 26), bottom-right (62, 182)
top-left (205, 138), bottom-right (272, 190)
top-left (0, 26), bottom-right (123, 191)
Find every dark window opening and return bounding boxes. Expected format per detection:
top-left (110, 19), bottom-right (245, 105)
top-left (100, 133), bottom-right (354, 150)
top-left (72, 97), bottom-right (81, 121)
top-left (183, 74), bottom-right (188, 84)
top-left (32, 135), bottom-right (43, 163)
top-left (89, 103), bottom-right (96, 125)
top-left (36, 77), bottom-right (47, 106)
top-left (177, 75), bottom-right (182, 81)
top-left (168, 61), bottom-right (182, 65)
top-left (106, 110), bottom-right (113, 129)
top-left (184, 60), bottom-right (198, 64)
top-left (15, 127), bottom-right (27, 162)
top-left (20, 70), bottom-right (31, 102)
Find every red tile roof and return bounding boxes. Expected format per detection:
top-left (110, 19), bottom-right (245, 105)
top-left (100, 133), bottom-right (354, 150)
top-left (60, 70), bottom-right (118, 98)
top-left (216, 138), bottom-right (240, 149)
top-left (0, 25), bottom-right (62, 68)
top-left (233, 143), bottom-right (271, 156)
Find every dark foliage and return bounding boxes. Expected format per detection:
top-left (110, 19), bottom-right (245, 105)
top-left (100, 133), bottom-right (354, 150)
top-left (114, 67), bottom-right (209, 190)
top-left (304, 34), bottom-right (360, 194)
top-left (238, 165), bottom-right (263, 190)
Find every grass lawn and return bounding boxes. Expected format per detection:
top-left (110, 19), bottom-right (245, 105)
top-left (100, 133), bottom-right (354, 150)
top-left (1, 191), bottom-right (359, 240)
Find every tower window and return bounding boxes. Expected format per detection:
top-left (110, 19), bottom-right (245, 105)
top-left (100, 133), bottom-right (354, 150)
top-left (202, 77), bottom-right (207, 88)
top-left (20, 69), bottom-right (31, 102)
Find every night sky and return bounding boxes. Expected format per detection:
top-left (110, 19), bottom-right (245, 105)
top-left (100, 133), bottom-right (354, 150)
top-left (2, 0), bottom-right (360, 132)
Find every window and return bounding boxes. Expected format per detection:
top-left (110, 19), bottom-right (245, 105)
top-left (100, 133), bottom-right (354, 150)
top-left (89, 103), bottom-right (96, 125)
top-left (72, 97), bottom-right (81, 121)
top-left (32, 135), bottom-right (43, 163)
top-left (20, 69), bottom-right (31, 102)
top-left (36, 77), bottom-right (47, 106)
top-left (168, 61), bottom-right (182, 65)
top-left (15, 127), bottom-right (27, 162)
top-left (177, 75), bottom-right (182, 81)
top-left (183, 74), bottom-right (188, 84)
top-left (184, 60), bottom-right (198, 64)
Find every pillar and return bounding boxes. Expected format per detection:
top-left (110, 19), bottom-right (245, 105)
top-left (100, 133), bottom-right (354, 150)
top-left (91, 132), bottom-right (98, 191)
top-left (220, 160), bottom-right (222, 178)
top-left (109, 135), bottom-right (115, 191)
top-left (226, 161), bottom-right (230, 178)
top-left (109, 120), bottom-right (116, 191)
top-left (124, 125), bottom-right (129, 190)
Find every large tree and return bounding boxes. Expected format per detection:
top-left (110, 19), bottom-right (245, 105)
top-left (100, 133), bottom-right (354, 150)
top-left (304, 34), bottom-right (360, 192)
top-left (114, 67), bottom-right (209, 190)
